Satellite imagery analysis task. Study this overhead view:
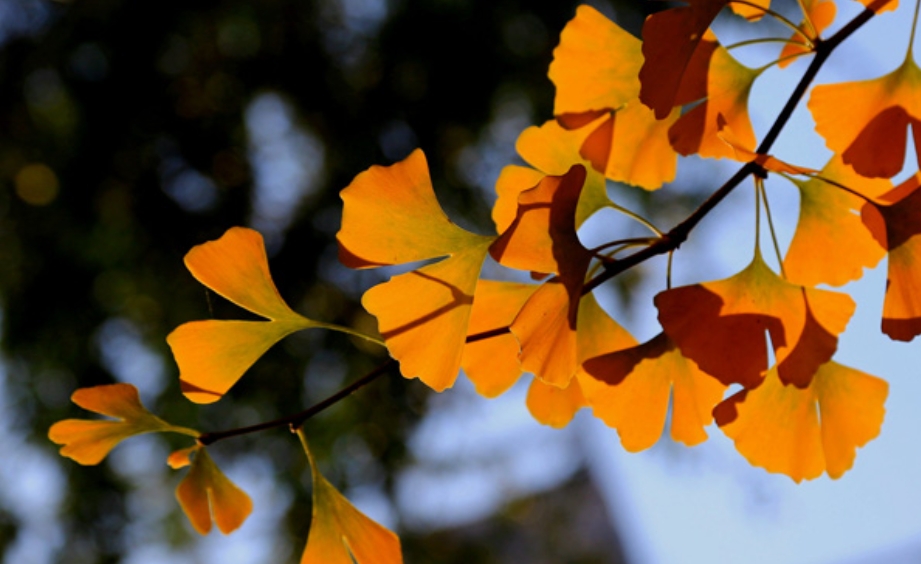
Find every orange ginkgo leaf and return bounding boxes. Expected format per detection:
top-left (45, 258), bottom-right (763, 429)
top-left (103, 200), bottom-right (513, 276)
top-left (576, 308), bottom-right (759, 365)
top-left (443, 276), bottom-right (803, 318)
top-left (778, 0), bottom-right (836, 67)
top-left (656, 253), bottom-right (855, 389)
top-left (809, 54), bottom-right (921, 178)
top-left (512, 119), bottom-right (611, 227)
top-left (549, 5), bottom-right (679, 188)
top-left (526, 377), bottom-right (587, 429)
top-left (524, 292), bottom-right (634, 427)
top-left (167, 227), bottom-right (322, 404)
top-left (490, 165), bottom-right (595, 387)
top-left (582, 332), bottom-right (727, 452)
top-left (784, 157), bottom-right (890, 287)
top-left (715, 362), bottom-right (888, 482)
top-left (49, 383), bottom-right (195, 465)
top-left (300, 435), bottom-right (402, 564)
top-left (170, 445), bottom-right (254, 535)
top-left (639, 0), bottom-right (728, 119)
top-left (462, 280), bottom-right (538, 398)
top-left (668, 36), bottom-right (761, 160)
top-left (338, 149), bottom-right (495, 392)
top-left (729, 0), bottom-right (770, 20)
top-left (861, 171), bottom-right (921, 340)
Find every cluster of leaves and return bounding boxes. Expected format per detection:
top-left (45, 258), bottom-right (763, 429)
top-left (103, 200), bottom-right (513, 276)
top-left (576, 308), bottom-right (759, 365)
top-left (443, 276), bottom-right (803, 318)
top-left (49, 0), bottom-right (921, 560)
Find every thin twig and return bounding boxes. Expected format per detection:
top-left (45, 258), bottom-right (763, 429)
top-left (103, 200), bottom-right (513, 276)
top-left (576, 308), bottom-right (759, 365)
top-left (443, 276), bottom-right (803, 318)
top-left (197, 360), bottom-right (395, 445)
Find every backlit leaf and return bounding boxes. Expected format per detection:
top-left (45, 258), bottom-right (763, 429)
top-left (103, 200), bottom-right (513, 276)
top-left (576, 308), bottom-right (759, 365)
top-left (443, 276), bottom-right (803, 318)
top-left (168, 227), bottom-right (317, 404)
top-left (778, 0), bottom-right (836, 67)
top-left (656, 254), bottom-right (854, 388)
top-left (861, 172), bottom-right (921, 340)
top-left (172, 446), bottom-right (253, 535)
top-left (49, 383), bottom-right (182, 465)
top-left (809, 55), bottom-right (921, 178)
top-left (513, 120), bottom-right (611, 226)
top-left (337, 149), bottom-right (495, 391)
top-left (669, 38), bottom-right (760, 160)
top-left (550, 5), bottom-right (679, 188)
top-left (526, 377), bottom-right (586, 428)
top-left (362, 241), bottom-right (492, 392)
top-left (462, 280), bottom-right (538, 398)
top-left (784, 158), bottom-right (889, 286)
top-left (639, 0), bottom-right (728, 118)
top-left (302, 439), bottom-right (402, 564)
top-left (582, 332), bottom-right (726, 451)
top-left (717, 362), bottom-right (888, 482)
top-left (338, 148), bottom-right (490, 267)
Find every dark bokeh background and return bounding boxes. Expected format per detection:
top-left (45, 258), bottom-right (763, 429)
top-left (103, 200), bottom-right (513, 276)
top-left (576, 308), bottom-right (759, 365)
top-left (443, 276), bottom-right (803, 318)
top-left (0, 0), bottom-right (665, 562)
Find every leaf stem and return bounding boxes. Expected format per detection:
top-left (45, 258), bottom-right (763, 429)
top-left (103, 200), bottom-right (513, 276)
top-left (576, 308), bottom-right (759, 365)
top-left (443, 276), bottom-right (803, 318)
top-left (197, 360), bottom-right (395, 445)
top-left (759, 179), bottom-right (787, 276)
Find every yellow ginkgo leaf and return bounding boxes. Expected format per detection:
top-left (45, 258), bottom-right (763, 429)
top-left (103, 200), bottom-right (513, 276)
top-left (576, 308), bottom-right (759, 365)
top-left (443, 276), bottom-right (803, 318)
top-left (669, 38), bottom-right (760, 160)
top-left (639, 0), bottom-right (728, 118)
top-left (549, 6), bottom-right (680, 188)
top-left (171, 445), bottom-right (253, 535)
top-left (582, 332), bottom-right (726, 452)
top-left (338, 148), bottom-right (491, 268)
top-left (301, 435), bottom-right (402, 564)
top-left (362, 240), bottom-right (493, 392)
top-left (784, 157), bottom-right (890, 286)
top-left (549, 5), bottom-right (641, 116)
top-left (461, 280), bottom-right (538, 398)
top-left (48, 383), bottom-right (194, 465)
top-left (337, 149), bottom-right (495, 391)
top-left (513, 120), bottom-right (612, 226)
top-left (809, 55), bottom-right (921, 178)
top-left (526, 377), bottom-right (586, 428)
top-left (778, 0), bottom-right (836, 67)
top-left (656, 253), bottom-right (854, 388)
top-left (716, 362), bottom-right (888, 482)
top-left (860, 172), bottom-right (921, 340)
top-left (168, 227), bottom-right (319, 404)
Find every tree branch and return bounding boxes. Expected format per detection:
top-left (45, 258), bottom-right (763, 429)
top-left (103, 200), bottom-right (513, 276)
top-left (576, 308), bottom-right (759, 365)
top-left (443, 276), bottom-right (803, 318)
top-left (197, 359), bottom-right (396, 446)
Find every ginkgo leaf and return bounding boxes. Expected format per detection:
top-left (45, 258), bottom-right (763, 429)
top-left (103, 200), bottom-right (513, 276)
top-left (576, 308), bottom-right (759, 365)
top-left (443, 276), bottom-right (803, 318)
top-left (171, 445), bottom-right (253, 535)
top-left (549, 6), bottom-right (679, 188)
top-left (168, 227), bottom-right (318, 404)
top-left (582, 332), bottom-right (726, 451)
top-left (49, 383), bottom-right (190, 465)
top-left (513, 120), bottom-right (611, 226)
top-left (669, 38), bottom-right (761, 160)
top-left (511, 279), bottom-right (582, 388)
top-left (656, 253), bottom-right (854, 388)
top-left (549, 5), bottom-right (641, 115)
top-left (716, 362), bottom-right (888, 482)
top-left (730, 0), bottom-right (769, 20)
top-left (809, 54), bottom-right (921, 178)
top-left (784, 157), bottom-right (890, 286)
top-left (861, 172), bottom-right (921, 340)
top-left (461, 280), bottom-right (538, 398)
top-left (778, 0), bottom-right (836, 67)
top-left (301, 437), bottom-right (402, 564)
top-left (523, 292), bottom-right (633, 425)
top-left (338, 148), bottom-right (491, 267)
top-left (337, 149), bottom-right (495, 391)
top-left (526, 377), bottom-right (586, 428)
top-left (362, 240), bottom-right (492, 392)
top-left (490, 164), bottom-right (591, 278)
top-left (639, 0), bottom-right (728, 118)
top-left (492, 165), bottom-right (607, 388)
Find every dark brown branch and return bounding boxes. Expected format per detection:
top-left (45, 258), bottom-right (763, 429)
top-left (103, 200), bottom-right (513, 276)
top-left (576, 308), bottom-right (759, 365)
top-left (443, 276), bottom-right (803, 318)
top-left (197, 360), bottom-right (396, 446)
